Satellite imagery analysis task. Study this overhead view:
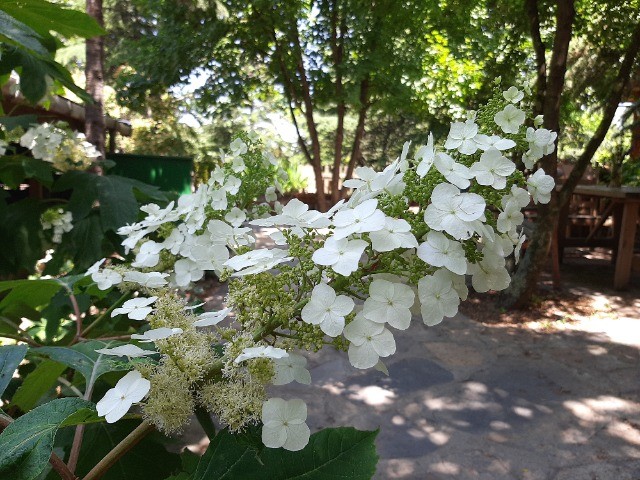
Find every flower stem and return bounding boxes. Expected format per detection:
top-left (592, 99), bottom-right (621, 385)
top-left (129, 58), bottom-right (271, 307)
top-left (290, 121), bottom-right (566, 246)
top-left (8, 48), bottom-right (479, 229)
top-left (81, 291), bottom-right (133, 338)
top-left (82, 421), bottom-right (155, 480)
top-left (68, 292), bottom-right (83, 345)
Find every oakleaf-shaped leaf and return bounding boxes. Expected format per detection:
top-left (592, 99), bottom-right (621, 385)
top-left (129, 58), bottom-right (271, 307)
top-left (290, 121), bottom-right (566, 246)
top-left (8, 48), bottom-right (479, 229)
top-left (54, 172), bottom-right (167, 232)
top-left (0, 344), bottom-right (27, 397)
top-left (193, 427), bottom-right (379, 480)
top-left (0, 398), bottom-right (95, 480)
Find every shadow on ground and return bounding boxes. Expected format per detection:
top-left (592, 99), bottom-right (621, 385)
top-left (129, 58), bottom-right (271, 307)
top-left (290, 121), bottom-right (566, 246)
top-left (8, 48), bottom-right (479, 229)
top-left (181, 246), bottom-right (640, 480)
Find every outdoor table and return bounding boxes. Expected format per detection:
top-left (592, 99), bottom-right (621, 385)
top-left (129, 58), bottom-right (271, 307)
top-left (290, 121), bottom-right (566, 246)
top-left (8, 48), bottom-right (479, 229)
top-left (567, 185), bottom-right (640, 289)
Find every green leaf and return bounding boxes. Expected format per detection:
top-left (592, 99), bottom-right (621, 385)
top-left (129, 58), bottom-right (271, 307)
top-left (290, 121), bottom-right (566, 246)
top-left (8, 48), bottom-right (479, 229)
top-left (34, 340), bottom-right (137, 389)
top-left (54, 171), bottom-right (166, 232)
top-left (0, 0), bottom-right (105, 39)
top-left (0, 198), bottom-right (47, 277)
top-left (76, 420), bottom-right (181, 480)
top-left (193, 427), bottom-right (379, 480)
top-left (0, 155), bottom-right (53, 188)
top-left (0, 279), bottom-right (65, 320)
top-left (0, 114), bottom-right (38, 131)
top-left (58, 212), bottom-right (105, 272)
top-left (0, 397), bottom-right (95, 480)
top-left (0, 10), bottom-right (45, 55)
top-left (164, 448), bottom-right (200, 479)
top-left (0, 344), bottom-right (27, 397)
top-left (11, 360), bottom-right (67, 411)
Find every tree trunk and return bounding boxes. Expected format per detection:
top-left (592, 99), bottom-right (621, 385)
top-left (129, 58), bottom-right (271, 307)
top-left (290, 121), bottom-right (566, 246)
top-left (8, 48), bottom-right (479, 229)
top-left (291, 29), bottom-right (326, 211)
top-left (329, 0), bottom-right (346, 205)
top-left (500, 0), bottom-right (575, 309)
top-left (85, 0), bottom-right (105, 168)
top-left (558, 20), bottom-right (640, 208)
top-left (502, 9), bottom-right (640, 309)
top-left (526, 0), bottom-right (547, 117)
top-left (341, 76), bottom-right (370, 198)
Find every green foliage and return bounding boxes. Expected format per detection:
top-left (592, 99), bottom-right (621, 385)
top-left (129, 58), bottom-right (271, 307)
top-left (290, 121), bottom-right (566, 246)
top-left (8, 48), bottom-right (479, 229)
top-left (10, 359), bottom-right (66, 411)
top-left (0, 154), bottom-right (171, 276)
top-left (35, 340), bottom-right (138, 387)
top-left (0, 0), bottom-right (105, 39)
top-left (76, 420), bottom-right (181, 480)
top-left (0, 397), bottom-right (95, 480)
top-left (0, 344), bottom-right (27, 396)
top-left (0, 278), bottom-right (65, 320)
top-left (0, 0), bottom-right (103, 104)
top-left (192, 427), bottom-right (379, 480)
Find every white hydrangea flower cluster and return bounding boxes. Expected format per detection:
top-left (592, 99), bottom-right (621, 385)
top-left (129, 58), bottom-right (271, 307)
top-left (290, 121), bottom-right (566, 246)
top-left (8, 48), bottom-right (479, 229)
top-left (89, 89), bottom-right (555, 452)
top-left (40, 208), bottom-right (73, 243)
top-left (18, 122), bottom-right (100, 171)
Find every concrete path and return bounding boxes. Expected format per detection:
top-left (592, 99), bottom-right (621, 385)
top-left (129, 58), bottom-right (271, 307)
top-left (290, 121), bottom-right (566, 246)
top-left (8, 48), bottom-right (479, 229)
top-left (273, 313), bottom-right (640, 479)
top-left (186, 233), bottom-right (640, 479)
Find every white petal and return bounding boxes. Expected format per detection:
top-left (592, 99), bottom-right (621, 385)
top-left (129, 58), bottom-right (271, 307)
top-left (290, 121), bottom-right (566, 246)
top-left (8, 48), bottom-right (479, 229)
top-left (262, 424), bottom-right (287, 448)
top-left (348, 343), bottom-right (380, 369)
top-left (282, 423), bottom-right (310, 451)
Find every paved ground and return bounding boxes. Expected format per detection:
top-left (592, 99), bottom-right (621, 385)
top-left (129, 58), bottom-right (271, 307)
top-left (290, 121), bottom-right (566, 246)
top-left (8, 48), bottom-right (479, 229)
top-left (184, 238), bottom-right (640, 480)
top-left (281, 312), bottom-right (640, 480)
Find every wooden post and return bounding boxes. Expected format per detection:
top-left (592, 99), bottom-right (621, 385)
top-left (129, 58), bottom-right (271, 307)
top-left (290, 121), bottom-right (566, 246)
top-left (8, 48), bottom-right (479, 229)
top-left (614, 201), bottom-right (639, 288)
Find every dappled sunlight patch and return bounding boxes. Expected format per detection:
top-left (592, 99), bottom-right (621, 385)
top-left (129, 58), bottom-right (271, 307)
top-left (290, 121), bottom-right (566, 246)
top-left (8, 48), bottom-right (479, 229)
top-left (512, 405), bottom-right (534, 419)
top-left (347, 385), bottom-right (397, 406)
top-left (429, 461), bottom-right (461, 475)
top-left (605, 420), bottom-right (640, 447)
top-left (560, 427), bottom-right (591, 444)
top-left (380, 458), bottom-right (417, 478)
top-left (563, 396), bottom-right (640, 423)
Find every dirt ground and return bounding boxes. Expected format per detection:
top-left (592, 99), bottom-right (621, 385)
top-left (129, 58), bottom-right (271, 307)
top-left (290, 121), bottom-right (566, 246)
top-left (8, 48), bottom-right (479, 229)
top-left (460, 246), bottom-right (640, 329)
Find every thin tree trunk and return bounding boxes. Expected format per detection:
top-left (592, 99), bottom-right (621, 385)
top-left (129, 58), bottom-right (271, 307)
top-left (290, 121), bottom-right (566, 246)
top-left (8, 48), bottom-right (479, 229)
top-left (342, 76), bottom-right (370, 198)
top-left (526, 0), bottom-right (547, 117)
top-left (85, 0), bottom-right (105, 169)
top-left (291, 29), bottom-right (327, 211)
top-left (559, 20), bottom-right (640, 208)
top-left (500, 0), bottom-right (575, 309)
top-left (329, 0), bottom-right (346, 204)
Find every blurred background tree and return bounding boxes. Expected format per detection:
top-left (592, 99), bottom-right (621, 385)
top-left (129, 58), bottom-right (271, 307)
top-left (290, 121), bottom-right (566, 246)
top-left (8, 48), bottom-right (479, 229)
top-left (24, 0), bottom-right (640, 305)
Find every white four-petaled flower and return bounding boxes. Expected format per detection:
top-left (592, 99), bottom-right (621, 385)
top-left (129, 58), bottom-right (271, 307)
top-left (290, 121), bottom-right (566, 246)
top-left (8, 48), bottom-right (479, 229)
top-left (417, 231), bottom-right (467, 275)
top-left (494, 105), bottom-right (525, 134)
top-left (95, 344), bottom-right (155, 357)
top-left (417, 271), bottom-right (460, 326)
top-left (527, 169), bottom-right (555, 204)
top-left (272, 354), bottom-right (311, 385)
top-left (362, 279), bottom-right (415, 330)
top-left (131, 327), bottom-right (183, 343)
top-left (444, 119), bottom-right (479, 155)
top-left (311, 236), bottom-right (367, 276)
top-left (331, 199), bottom-right (385, 240)
top-left (193, 308), bottom-right (231, 327)
top-left (301, 283), bottom-right (354, 337)
top-left (369, 217), bottom-right (418, 252)
top-left (423, 183), bottom-right (485, 240)
top-left (261, 398), bottom-right (310, 451)
top-left (111, 297), bottom-right (158, 321)
top-left (469, 148), bottom-right (516, 190)
top-left (343, 314), bottom-right (396, 369)
top-left (97, 370), bottom-right (150, 423)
